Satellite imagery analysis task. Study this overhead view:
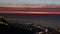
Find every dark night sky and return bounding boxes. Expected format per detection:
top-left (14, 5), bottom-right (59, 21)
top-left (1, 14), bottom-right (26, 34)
top-left (0, 14), bottom-right (60, 28)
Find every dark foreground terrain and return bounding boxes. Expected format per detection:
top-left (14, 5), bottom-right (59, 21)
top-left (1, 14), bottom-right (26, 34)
top-left (0, 17), bottom-right (60, 34)
top-left (0, 24), bottom-right (34, 34)
top-left (0, 18), bottom-right (34, 34)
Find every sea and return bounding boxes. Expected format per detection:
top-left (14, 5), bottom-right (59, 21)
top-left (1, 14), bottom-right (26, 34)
top-left (0, 14), bottom-right (60, 29)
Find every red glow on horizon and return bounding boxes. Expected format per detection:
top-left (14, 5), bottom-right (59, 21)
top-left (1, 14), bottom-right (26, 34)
top-left (0, 11), bottom-right (60, 14)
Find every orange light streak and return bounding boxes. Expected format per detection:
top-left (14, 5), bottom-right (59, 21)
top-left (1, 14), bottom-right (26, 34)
top-left (0, 11), bottom-right (60, 14)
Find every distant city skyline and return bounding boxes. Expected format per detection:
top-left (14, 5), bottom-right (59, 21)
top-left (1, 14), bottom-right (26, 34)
top-left (0, 0), bottom-right (60, 4)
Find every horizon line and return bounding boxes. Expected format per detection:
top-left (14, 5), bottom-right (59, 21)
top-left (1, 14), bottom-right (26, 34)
top-left (0, 11), bottom-right (60, 14)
